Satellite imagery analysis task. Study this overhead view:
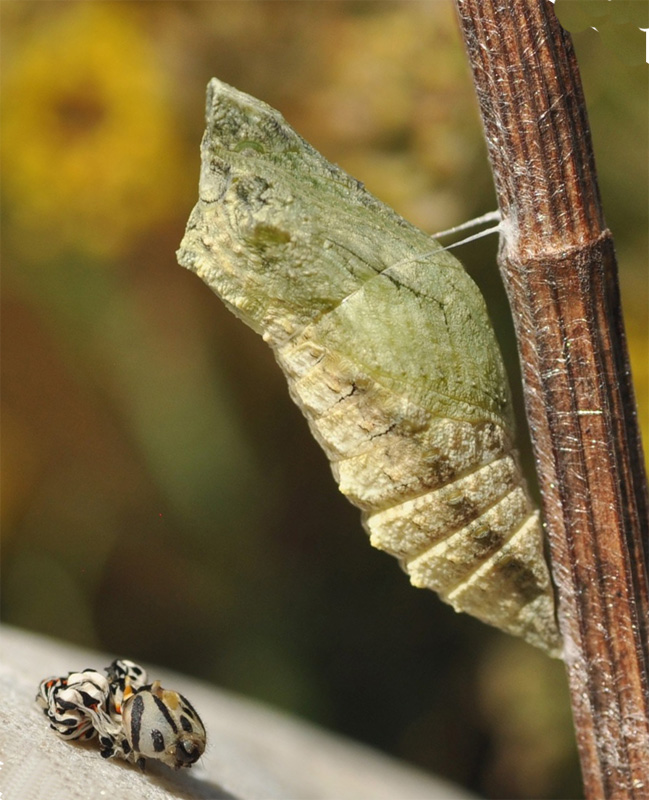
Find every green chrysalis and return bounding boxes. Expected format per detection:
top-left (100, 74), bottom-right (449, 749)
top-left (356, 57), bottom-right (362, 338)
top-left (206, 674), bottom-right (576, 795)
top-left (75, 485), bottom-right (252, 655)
top-left (177, 79), bottom-right (561, 657)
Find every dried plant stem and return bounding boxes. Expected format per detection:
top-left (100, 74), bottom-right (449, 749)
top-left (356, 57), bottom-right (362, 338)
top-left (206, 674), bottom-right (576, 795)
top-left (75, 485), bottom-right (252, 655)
top-left (454, 1), bottom-right (649, 798)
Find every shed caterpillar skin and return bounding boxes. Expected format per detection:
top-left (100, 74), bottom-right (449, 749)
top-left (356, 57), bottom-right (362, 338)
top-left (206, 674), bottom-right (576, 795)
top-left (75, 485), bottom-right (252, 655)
top-left (177, 79), bottom-right (562, 657)
top-left (36, 660), bottom-right (206, 770)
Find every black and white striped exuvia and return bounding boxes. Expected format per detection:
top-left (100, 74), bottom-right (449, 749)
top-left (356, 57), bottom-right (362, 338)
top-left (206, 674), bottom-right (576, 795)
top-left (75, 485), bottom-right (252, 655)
top-left (36, 659), bottom-right (206, 770)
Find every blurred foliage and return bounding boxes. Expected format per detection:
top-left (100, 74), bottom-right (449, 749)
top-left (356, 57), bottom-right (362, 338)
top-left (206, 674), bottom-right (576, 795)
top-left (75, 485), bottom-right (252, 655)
top-left (1, 2), bottom-right (646, 798)
top-left (555, 0), bottom-right (648, 66)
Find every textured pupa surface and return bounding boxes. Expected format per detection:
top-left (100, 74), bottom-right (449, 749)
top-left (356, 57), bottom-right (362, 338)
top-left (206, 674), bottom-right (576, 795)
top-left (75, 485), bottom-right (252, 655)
top-left (177, 79), bottom-right (562, 658)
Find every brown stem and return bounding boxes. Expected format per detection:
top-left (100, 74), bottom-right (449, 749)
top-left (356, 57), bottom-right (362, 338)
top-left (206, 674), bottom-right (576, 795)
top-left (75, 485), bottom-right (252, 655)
top-left (454, 1), bottom-right (649, 797)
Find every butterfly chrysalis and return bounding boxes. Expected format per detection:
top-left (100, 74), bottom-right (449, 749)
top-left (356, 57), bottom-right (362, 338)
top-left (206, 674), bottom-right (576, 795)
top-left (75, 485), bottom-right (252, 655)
top-left (177, 79), bottom-right (562, 657)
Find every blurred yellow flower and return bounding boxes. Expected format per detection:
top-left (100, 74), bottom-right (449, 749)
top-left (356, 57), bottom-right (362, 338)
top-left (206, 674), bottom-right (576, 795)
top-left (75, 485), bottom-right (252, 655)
top-left (2, 4), bottom-right (186, 261)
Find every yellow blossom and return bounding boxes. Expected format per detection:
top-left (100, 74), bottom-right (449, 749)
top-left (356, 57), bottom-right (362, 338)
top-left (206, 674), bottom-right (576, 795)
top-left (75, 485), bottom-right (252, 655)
top-left (2, 4), bottom-right (186, 261)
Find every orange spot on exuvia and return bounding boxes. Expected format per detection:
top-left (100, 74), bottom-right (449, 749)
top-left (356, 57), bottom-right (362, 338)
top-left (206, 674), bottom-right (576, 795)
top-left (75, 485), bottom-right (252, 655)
top-left (162, 690), bottom-right (180, 710)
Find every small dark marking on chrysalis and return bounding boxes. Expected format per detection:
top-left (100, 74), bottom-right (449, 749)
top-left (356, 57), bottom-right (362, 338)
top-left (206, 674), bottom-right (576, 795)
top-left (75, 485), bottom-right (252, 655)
top-left (499, 556), bottom-right (545, 603)
top-left (471, 527), bottom-right (505, 557)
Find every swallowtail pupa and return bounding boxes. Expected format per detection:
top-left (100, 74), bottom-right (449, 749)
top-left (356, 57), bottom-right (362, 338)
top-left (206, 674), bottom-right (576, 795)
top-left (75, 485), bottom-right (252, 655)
top-left (177, 79), bottom-right (562, 658)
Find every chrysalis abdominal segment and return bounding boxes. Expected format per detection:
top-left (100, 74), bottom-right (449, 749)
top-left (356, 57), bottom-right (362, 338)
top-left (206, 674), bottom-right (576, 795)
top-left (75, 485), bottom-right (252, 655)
top-left (178, 78), bottom-right (562, 657)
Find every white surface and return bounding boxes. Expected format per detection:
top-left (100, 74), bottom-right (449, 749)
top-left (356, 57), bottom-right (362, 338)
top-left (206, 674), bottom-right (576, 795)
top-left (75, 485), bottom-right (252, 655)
top-left (0, 625), bottom-right (475, 800)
